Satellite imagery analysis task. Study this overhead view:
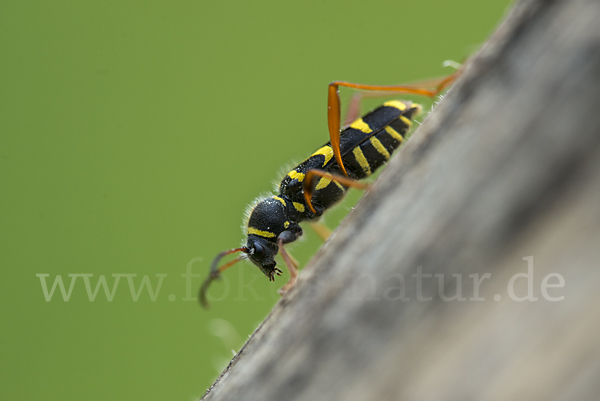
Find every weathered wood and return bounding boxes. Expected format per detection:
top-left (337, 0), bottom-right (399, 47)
top-left (202, 0), bottom-right (600, 399)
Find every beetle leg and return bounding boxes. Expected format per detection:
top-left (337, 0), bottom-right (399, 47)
top-left (328, 71), bottom-right (459, 176)
top-left (278, 237), bottom-right (299, 294)
top-left (309, 221), bottom-right (332, 241)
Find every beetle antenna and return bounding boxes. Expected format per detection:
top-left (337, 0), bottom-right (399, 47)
top-left (199, 247), bottom-right (248, 308)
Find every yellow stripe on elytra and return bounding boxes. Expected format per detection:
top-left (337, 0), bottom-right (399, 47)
top-left (311, 146), bottom-right (334, 166)
top-left (370, 137), bottom-right (390, 159)
top-left (287, 170), bottom-right (305, 182)
top-left (315, 177), bottom-right (331, 190)
top-left (350, 118), bottom-right (373, 133)
top-left (400, 116), bottom-right (413, 127)
top-left (315, 177), bottom-right (345, 191)
top-left (383, 100), bottom-right (407, 111)
top-left (247, 227), bottom-right (276, 238)
top-left (293, 202), bottom-right (305, 213)
top-left (385, 126), bottom-right (404, 142)
top-left (272, 196), bottom-right (286, 207)
top-left (352, 147), bottom-right (372, 175)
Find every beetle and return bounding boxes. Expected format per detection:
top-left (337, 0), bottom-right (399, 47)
top-left (200, 73), bottom-right (458, 308)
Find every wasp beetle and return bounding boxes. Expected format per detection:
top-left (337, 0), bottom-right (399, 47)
top-left (200, 74), bottom-right (458, 308)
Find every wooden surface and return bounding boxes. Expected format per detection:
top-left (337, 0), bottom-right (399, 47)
top-left (202, 0), bottom-right (600, 399)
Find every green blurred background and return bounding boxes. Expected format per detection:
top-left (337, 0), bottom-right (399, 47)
top-left (1, 0), bottom-right (512, 399)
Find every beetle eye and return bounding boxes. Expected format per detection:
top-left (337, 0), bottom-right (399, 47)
top-left (253, 243), bottom-right (266, 261)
